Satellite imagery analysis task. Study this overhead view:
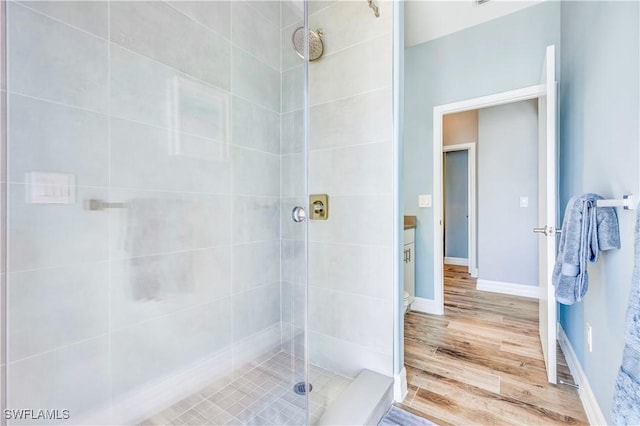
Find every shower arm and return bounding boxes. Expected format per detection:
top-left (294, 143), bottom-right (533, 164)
top-left (368, 0), bottom-right (380, 18)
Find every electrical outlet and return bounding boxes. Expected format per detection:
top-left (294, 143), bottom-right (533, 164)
top-left (586, 322), bottom-right (593, 352)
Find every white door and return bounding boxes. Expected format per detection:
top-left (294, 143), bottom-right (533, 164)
top-left (536, 44), bottom-right (558, 384)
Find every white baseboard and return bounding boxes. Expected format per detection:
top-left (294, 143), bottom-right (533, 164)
top-left (410, 297), bottom-right (443, 315)
top-left (444, 257), bottom-right (468, 266)
top-left (557, 324), bottom-right (607, 425)
top-left (394, 367), bottom-right (408, 403)
top-left (476, 279), bottom-right (539, 299)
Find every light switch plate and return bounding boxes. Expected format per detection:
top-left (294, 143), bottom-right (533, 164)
top-left (520, 196), bottom-right (529, 208)
top-left (26, 172), bottom-right (76, 204)
top-left (418, 194), bottom-right (432, 208)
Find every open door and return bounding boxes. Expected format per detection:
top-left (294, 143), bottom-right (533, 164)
top-left (535, 45), bottom-right (558, 384)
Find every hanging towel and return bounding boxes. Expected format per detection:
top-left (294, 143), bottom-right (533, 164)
top-left (612, 203), bottom-right (640, 425)
top-left (552, 193), bottom-right (620, 305)
top-left (124, 198), bottom-right (195, 300)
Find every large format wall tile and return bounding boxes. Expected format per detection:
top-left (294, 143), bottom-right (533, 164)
top-left (109, 190), bottom-right (232, 259)
top-left (309, 1), bottom-right (392, 54)
top-left (309, 286), bottom-right (392, 354)
top-left (281, 65), bottom-right (304, 113)
top-left (232, 2), bottom-right (281, 71)
top-left (111, 300), bottom-right (232, 396)
top-left (232, 282), bottom-right (280, 341)
top-left (232, 241), bottom-right (280, 294)
top-left (308, 331), bottom-right (391, 378)
top-left (281, 0), bottom-right (303, 29)
top-left (110, 118), bottom-right (230, 194)
top-left (8, 262), bottom-right (109, 362)
top-left (8, 3), bottom-right (108, 112)
top-left (309, 242), bottom-right (391, 299)
top-left (110, 1), bottom-right (231, 90)
top-left (167, 1), bottom-right (231, 40)
top-left (280, 110), bottom-right (304, 155)
top-left (8, 337), bottom-right (110, 419)
top-left (309, 88), bottom-right (392, 150)
top-left (308, 195), bottom-right (392, 246)
top-left (281, 153), bottom-right (304, 198)
top-left (110, 247), bottom-right (231, 330)
top-left (309, 33), bottom-right (392, 106)
top-left (232, 146), bottom-right (280, 197)
top-left (247, 1), bottom-right (281, 27)
top-left (17, 1), bottom-right (108, 39)
top-left (232, 96), bottom-right (280, 154)
top-left (8, 94), bottom-right (109, 187)
top-left (309, 141), bottom-right (392, 196)
top-left (232, 196), bottom-right (280, 243)
top-left (281, 239), bottom-right (305, 284)
top-left (110, 46), bottom-right (233, 145)
top-left (232, 47), bottom-right (281, 112)
top-left (281, 281), bottom-right (305, 325)
top-left (8, 184), bottom-right (109, 272)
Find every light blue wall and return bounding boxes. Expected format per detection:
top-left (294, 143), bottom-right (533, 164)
top-left (558, 1), bottom-right (639, 421)
top-left (404, 2), bottom-right (561, 299)
top-left (444, 150), bottom-right (468, 259)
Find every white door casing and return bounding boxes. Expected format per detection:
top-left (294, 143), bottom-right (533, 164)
top-left (433, 84), bottom-right (545, 317)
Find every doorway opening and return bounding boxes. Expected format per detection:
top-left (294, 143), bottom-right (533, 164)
top-left (430, 45), bottom-right (557, 385)
top-left (442, 142), bottom-right (477, 278)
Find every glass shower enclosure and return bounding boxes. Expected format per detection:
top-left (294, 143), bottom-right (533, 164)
top-left (0, 0), bottom-right (335, 424)
top-left (1, 0), bottom-right (399, 424)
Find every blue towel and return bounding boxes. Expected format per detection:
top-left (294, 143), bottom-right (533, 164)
top-left (553, 194), bottom-right (620, 305)
top-left (612, 203), bottom-right (640, 425)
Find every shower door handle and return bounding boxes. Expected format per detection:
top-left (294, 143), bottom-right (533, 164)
top-left (292, 206), bottom-right (306, 223)
top-left (533, 225), bottom-right (554, 236)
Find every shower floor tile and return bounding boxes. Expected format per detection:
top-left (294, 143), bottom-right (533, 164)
top-left (139, 352), bottom-right (352, 426)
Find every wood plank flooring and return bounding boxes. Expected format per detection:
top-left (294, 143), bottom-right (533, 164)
top-left (401, 265), bottom-right (588, 425)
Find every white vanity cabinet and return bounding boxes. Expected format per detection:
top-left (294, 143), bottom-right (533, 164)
top-left (403, 227), bottom-right (416, 312)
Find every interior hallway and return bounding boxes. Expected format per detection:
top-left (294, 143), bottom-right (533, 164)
top-left (400, 265), bottom-right (589, 425)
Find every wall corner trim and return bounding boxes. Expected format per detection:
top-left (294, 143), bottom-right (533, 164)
top-left (476, 279), bottom-right (539, 299)
top-left (557, 324), bottom-right (607, 426)
top-left (410, 297), bottom-right (444, 315)
top-left (393, 367), bottom-right (408, 403)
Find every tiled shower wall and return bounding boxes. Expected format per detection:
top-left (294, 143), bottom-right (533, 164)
top-left (280, 1), bottom-right (395, 378)
top-left (306, 0), bottom-right (394, 378)
top-left (5, 1), bottom-right (286, 421)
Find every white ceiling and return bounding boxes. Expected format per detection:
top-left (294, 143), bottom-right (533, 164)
top-left (404, 0), bottom-right (546, 47)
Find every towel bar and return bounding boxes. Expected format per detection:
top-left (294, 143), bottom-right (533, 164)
top-left (85, 199), bottom-right (125, 211)
top-left (595, 194), bottom-right (634, 210)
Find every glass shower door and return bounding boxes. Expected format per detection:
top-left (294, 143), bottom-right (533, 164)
top-left (1, 1), bottom-right (310, 425)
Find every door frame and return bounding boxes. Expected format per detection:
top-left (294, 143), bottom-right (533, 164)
top-left (442, 143), bottom-right (477, 277)
top-left (432, 84), bottom-right (546, 315)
